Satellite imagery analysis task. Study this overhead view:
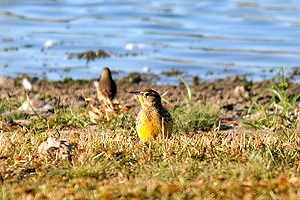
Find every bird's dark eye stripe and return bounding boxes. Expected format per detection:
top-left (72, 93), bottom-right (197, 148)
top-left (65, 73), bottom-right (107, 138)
top-left (144, 92), bottom-right (149, 96)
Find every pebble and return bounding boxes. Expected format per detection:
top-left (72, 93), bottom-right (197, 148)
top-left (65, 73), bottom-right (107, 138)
top-left (234, 85), bottom-right (249, 98)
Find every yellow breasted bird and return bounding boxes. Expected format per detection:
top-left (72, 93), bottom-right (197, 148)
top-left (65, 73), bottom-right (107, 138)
top-left (130, 89), bottom-right (173, 142)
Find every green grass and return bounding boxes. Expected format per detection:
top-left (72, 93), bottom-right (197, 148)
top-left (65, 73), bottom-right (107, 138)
top-left (11, 107), bottom-right (89, 136)
top-left (245, 67), bottom-right (300, 131)
top-left (0, 97), bottom-right (22, 116)
top-left (171, 76), bottom-right (221, 132)
top-left (172, 102), bottom-right (221, 132)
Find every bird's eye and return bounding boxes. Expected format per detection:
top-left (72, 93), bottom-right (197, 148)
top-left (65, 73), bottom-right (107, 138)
top-left (144, 92), bottom-right (149, 97)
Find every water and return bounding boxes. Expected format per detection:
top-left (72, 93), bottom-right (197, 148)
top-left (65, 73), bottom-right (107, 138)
top-left (1, 0), bottom-right (300, 84)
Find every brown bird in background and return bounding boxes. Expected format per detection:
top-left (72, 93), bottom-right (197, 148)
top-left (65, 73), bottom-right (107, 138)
top-left (97, 67), bottom-right (117, 120)
top-left (97, 67), bottom-right (117, 105)
top-left (82, 67), bottom-right (130, 122)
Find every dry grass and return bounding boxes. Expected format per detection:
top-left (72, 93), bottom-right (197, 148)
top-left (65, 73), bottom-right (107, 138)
top-left (1, 124), bottom-right (300, 199)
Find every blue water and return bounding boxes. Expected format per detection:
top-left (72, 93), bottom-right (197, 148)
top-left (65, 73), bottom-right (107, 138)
top-left (1, 0), bottom-right (300, 84)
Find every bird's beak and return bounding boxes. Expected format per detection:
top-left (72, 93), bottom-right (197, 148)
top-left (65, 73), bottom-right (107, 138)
top-left (130, 91), bottom-right (145, 105)
top-left (129, 91), bottom-right (141, 95)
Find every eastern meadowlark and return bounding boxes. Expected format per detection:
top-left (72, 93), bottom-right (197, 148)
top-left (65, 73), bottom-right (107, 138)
top-left (130, 89), bottom-right (173, 142)
top-left (97, 67), bottom-right (117, 105)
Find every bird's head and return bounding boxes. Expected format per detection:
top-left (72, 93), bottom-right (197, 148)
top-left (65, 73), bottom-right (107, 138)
top-left (130, 88), bottom-right (162, 109)
top-left (101, 67), bottom-right (112, 79)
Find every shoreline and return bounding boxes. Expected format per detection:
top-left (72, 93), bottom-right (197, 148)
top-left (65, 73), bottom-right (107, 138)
top-left (1, 66), bottom-right (300, 87)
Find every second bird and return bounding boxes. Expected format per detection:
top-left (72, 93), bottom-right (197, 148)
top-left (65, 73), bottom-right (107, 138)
top-left (97, 67), bottom-right (117, 105)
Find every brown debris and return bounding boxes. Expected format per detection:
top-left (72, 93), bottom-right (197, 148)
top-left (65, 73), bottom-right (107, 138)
top-left (81, 93), bottom-right (131, 123)
top-left (38, 138), bottom-right (73, 160)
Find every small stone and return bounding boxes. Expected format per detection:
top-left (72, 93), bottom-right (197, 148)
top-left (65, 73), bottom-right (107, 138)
top-left (234, 85), bottom-right (249, 98)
